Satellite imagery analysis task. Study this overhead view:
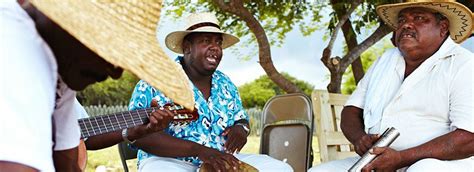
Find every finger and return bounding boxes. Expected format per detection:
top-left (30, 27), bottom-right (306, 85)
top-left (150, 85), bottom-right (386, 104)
top-left (370, 147), bottom-right (385, 154)
top-left (151, 99), bottom-right (158, 107)
top-left (222, 128), bottom-right (230, 136)
top-left (224, 136), bottom-right (233, 152)
top-left (369, 134), bottom-right (380, 142)
top-left (236, 144), bottom-right (244, 154)
top-left (222, 154), bottom-right (239, 170)
top-left (362, 161), bottom-right (375, 172)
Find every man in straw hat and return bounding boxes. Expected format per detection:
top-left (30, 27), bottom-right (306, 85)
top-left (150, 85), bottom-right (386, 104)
top-left (310, 0), bottom-right (473, 171)
top-left (127, 12), bottom-right (293, 172)
top-left (0, 0), bottom-right (191, 171)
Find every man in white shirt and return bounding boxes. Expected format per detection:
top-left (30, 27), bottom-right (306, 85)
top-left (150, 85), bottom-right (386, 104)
top-left (0, 1), bottom-right (177, 171)
top-left (310, 1), bottom-right (473, 172)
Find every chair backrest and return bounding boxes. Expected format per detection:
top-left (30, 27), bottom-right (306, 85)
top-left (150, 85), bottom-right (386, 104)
top-left (259, 93), bottom-right (313, 172)
top-left (117, 142), bottom-right (138, 172)
top-left (311, 90), bottom-right (356, 163)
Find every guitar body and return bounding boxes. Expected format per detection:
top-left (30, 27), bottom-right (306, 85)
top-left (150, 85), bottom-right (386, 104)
top-left (78, 140), bottom-right (87, 171)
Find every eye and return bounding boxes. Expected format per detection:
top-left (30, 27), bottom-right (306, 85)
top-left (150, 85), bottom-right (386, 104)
top-left (217, 40), bottom-right (223, 46)
top-left (204, 39), bottom-right (210, 44)
top-left (414, 16), bottom-right (424, 21)
top-left (397, 18), bottom-right (406, 24)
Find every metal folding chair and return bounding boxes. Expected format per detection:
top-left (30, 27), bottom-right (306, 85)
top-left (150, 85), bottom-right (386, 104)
top-left (259, 93), bottom-right (314, 172)
top-left (117, 142), bottom-right (138, 172)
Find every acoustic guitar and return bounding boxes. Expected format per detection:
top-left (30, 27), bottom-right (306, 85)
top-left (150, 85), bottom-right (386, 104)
top-left (76, 104), bottom-right (198, 170)
top-left (78, 104), bottom-right (198, 139)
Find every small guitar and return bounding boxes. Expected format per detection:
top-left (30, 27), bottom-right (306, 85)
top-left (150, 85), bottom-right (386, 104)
top-left (78, 104), bottom-right (198, 139)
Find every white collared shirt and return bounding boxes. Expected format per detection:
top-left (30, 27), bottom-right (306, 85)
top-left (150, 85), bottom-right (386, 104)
top-left (346, 38), bottom-right (473, 151)
top-left (0, 1), bottom-right (80, 171)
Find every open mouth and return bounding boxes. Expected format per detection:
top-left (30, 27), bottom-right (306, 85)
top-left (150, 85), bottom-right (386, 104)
top-left (206, 54), bottom-right (218, 64)
top-left (399, 31), bottom-right (416, 40)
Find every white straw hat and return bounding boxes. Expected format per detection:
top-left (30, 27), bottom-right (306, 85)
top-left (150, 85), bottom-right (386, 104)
top-left (376, 0), bottom-right (473, 43)
top-left (165, 12), bottom-right (240, 54)
top-left (30, 0), bottom-right (195, 110)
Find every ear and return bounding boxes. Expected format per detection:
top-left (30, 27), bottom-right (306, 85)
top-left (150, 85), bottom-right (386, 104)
top-left (182, 40), bottom-right (191, 55)
top-left (439, 19), bottom-right (449, 37)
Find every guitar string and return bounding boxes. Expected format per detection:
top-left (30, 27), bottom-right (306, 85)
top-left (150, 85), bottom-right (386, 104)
top-left (79, 107), bottom-right (195, 137)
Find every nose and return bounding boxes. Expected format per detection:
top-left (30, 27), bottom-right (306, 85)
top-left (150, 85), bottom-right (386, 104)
top-left (399, 20), bottom-right (414, 30)
top-left (209, 42), bottom-right (220, 52)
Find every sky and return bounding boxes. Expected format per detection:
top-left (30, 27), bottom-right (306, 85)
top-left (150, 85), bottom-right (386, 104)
top-left (155, 3), bottom-right (474, 90)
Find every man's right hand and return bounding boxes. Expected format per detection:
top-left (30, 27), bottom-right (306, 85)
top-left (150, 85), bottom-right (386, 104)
top-left (197, 146), bottom-right (240, 172)
top-left (354, 134), bottom-right (379, 156)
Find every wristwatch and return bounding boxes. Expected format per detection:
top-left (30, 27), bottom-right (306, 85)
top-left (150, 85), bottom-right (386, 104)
top-left (235, 123), bottom-right (250, 136)
top-left (121, 128), bottom-right (136, 144)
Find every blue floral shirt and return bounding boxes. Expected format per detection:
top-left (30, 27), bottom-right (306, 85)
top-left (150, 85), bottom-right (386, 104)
top-left (128, 56), bottom-right (248, 166)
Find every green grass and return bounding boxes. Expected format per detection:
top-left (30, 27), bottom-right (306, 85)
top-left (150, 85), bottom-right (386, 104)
top-left (86, 136), bottom-right (322, 172)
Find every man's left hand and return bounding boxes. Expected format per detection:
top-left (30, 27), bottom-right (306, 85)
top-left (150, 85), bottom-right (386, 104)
top-left (362, 147), bottom-right (403, 172)
top-left (222, 124), bottom-right (248, 154)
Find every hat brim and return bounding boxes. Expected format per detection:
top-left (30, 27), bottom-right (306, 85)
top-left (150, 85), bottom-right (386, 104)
top-left (377, 2), bottom-right (473, 43)
top-left (165, 27), bottom-right (240, 54)
top-left (31, 0), bottom-right (195, 110)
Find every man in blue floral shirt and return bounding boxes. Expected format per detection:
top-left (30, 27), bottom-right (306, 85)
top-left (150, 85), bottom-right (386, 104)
top-left (129, 13), bottom-right (293, 172)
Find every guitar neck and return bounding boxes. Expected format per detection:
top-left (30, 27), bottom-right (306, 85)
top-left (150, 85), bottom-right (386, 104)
top-left (78, 108), bottom-right (152, 139)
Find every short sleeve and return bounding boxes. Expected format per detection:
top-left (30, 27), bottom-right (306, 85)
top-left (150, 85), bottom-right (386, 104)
top-left (232, 86), bottom-right (249, 123)
top-left (53, 81), bottom-right (80, 151)
top-left (345, 57), bottom-right (380, 108)
top-left (449, 57), bottom-right (473, 133)
top-left (129, 80), bottom-right (154, 110)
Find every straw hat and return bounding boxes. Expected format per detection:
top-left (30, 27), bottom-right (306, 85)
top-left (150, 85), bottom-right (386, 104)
top-left (30, 0), bottom-right (195, 110)
top-left (165, 12), bottom-right (240, 54)
top-left (376, 0), bottom-right (473, 43)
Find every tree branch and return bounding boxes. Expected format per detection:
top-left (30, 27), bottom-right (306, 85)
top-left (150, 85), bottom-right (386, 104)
top-left (322, 0), bottom-right (362, 65)
top-left (340, 23), bottom-right (392, 70)
top-left (213, 0), bottom-right (302, 93)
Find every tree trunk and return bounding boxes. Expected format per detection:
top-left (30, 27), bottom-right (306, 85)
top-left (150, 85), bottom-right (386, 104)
top-left (341, 20), bottom-right (364, 84)
top-left (213, 0), bottom-right (302, 93)
top-left (332, 0), bottom-right (364, 84)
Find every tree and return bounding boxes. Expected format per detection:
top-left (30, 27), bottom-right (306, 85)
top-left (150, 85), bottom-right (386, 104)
top-left (164, 0), bottom-right (325, 94)
top-left (238, 73), bottom-right (314, 108)
top-left (77, 71), bottom-right (140, 105)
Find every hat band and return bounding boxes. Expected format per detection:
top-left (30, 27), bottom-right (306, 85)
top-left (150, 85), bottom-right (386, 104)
top-left (186, 22), bottom-right (220, 31)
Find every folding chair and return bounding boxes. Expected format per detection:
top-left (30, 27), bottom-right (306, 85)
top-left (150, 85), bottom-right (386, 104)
top-left (117, 142), bottom-right (138, 172)
top-left (259, 93), bottom-right (314, 172)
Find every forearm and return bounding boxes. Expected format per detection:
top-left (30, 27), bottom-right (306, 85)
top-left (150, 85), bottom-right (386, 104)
top-left (84, 131), bottom-right (123, 150)
top-left (0, 162), bottom-right (38, 172)
top-left (53, 147), bottom-right (81, 172)
top-left (134, 131), bottom-right (206, 157)
top-left (85, 126), bottom-right (150, 150)
top-left (399, 129), bottom-right (474, 167)
top-left (340, 106), bottom-right (366, 144)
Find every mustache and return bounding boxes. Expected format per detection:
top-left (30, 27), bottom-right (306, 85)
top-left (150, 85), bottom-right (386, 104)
top-left (398, 29), bottom-right (417, 41)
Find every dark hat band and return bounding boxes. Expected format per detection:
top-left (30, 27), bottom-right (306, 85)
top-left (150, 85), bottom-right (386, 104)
top-left (186, 22), bottom-right (220, 31)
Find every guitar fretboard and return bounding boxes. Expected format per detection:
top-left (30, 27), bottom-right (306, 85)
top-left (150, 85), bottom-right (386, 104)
top-left (78, 108), bottom-right (152, 139)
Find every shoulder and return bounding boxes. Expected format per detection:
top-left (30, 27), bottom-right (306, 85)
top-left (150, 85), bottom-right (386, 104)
top-left (214, 70), bottom-right (238, 88)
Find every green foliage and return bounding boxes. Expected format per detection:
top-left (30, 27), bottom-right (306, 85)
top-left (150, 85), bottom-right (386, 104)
top-left (238, 72), bottom-right (314, 108)
top-left (163, 0), bottom-right (325, 60)
top-left (77, 71), bottom-right (140, 106)
top-left (341, 39), bottom-right (394, 94)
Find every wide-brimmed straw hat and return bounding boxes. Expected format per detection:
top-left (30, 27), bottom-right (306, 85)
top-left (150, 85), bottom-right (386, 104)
top-left (30, 0), bottom-right (194, 110)
top-left (376, 0), bottom-right (473, 43)
top-left (165, 12), bottom-right (240, 54)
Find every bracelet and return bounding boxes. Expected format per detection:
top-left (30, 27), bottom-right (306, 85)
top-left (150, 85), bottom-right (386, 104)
top-left (121, 128), bottom-right (136, 144)
top-left (235, 123), bottom-right (250, 136)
